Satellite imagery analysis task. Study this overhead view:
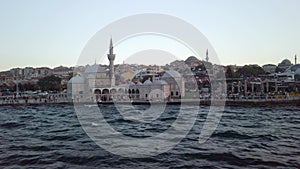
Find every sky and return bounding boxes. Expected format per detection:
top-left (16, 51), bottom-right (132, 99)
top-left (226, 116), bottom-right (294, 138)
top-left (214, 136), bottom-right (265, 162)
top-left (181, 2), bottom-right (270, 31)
top-left (0, 0), bottom-right (300, 71)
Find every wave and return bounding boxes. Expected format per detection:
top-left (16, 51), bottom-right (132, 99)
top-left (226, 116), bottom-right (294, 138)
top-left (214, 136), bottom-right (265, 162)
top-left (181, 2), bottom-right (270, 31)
top-left (0, 121), bottom-right (25, 129)
top-left (212, 130), bottom-right (254, 139)
top-left (181, 152), bottom-right (286, 167)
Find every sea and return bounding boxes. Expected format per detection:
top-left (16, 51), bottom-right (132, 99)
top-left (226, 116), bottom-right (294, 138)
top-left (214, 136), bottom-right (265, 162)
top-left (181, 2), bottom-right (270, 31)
top-left (0, 104), bottom-right (299, 168)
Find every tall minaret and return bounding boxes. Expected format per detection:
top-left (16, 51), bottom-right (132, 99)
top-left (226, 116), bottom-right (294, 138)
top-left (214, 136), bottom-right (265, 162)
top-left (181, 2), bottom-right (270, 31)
top-left (107, 37), bottom-right (115, 87)
top-left (205, 49), bottom-right (209, 62)
top-left (295, 54), bottom-right (297, 64)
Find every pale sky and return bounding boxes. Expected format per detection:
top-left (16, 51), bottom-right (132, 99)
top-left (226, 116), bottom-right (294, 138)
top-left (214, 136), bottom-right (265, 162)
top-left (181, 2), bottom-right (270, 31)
top-left (0, 0), bottom-right (300, 71)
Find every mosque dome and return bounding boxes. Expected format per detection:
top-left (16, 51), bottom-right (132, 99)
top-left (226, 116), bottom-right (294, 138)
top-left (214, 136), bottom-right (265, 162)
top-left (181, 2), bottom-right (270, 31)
top-left (161, 70), bottom-right (182, 79)
top-left (280, 59), bottom-right (292, 66)
top-left (185, 56), bottom-right (199, 63)
top-left (143, 79), bottom-right (153, 85)
top-left (129, 81), bottom-right (135, 85)
top-left (153, 80), bottom-right (168, 85)
top-left (68, 75), bottom-right (85, 84)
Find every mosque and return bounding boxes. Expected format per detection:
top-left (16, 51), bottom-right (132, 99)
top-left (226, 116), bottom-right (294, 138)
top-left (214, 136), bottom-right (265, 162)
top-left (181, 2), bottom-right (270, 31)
top-left (67, 38), bottom-right (185, 102)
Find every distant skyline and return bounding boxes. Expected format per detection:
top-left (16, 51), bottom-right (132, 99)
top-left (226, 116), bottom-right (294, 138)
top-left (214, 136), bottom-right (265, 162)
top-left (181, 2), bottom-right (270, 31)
top-left (0, 0), bottom-right (300, 71)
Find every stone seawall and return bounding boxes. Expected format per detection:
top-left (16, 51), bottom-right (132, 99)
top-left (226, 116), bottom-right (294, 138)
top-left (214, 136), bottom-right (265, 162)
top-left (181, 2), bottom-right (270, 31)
top-left (1, 98), bottom-right (299, 107)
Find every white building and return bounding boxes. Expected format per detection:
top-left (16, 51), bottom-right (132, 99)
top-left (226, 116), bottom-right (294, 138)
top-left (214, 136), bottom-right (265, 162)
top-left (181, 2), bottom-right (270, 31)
top-left (67, 38), bottom-right (185, 102)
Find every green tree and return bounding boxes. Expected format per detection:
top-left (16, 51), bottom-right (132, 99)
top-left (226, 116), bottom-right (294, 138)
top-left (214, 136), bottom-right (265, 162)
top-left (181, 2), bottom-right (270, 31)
top-left (68, 72), bottom-right (74, 80)
top-left (38, 75), bottom-right (62, 91)
top-left (225, 66), bottom-right (234, 78)
top-left (0, 83), bottom-right (8, 92)
top-left (275, 66), bottom-right (283, 73)
top-left (295, 74), bottom-right (300, 81)
top-left (236, 65), bottom-right (265, 77)
top-left (23, 83), bottom-right (39, 91)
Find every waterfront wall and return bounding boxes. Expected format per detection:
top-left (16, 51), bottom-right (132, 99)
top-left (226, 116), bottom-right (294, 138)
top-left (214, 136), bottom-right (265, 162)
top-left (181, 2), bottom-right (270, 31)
top-left (1, 94), bottom-right (299, 107)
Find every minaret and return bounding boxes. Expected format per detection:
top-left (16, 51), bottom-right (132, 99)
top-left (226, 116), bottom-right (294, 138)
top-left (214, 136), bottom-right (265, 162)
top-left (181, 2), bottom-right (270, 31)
top-left (205, 49), bottom-right (209, 62)
top-left (107, 37), bottom-right (115, 87)
top-left (295, 54), bottom-right (297, 64)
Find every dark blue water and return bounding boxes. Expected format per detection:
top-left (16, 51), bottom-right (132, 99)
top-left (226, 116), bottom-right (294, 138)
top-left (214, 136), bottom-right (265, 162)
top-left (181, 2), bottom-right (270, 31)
top-left (0, 104), bottom-right (299, 168)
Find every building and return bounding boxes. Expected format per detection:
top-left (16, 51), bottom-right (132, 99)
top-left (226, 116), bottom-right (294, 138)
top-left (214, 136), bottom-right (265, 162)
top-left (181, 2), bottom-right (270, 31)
top-left (23, 67), bottom-right (34, 80)
top-left (278, 59), bottom-right (292, 71)
top-left (128, 78), bottom-right (170, 101)
top-left (68, 38), bottom-right (116, 101)
top-left (67, 38), bottom-right (186, 102)
top-left (161, 70), bottom-right (185, 98)
top-left (33, 67), bottom-right (52, 79)
top-left (52, 66), bottom-right (72, 77)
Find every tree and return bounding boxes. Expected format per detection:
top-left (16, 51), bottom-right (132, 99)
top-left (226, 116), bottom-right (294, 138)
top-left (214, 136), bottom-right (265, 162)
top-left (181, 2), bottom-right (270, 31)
top-left (68, 72), bottom-right (74, 80)
top-left (23, 83), bottom-right (39, 91)
top-left (295, 74), bottom-right (300, 81)
top-left (236, 65), bottom-right (265, 77)
top-left (0, 83), bottom-right (8, 92)
top-left (38, 75), bottom-right (62, 91)
top-left (225, 66), bottom-right (234, 78)
top-left (275, 66), bottom-right (283, 73)
top-left (225, 66), bottom-right (240, 78)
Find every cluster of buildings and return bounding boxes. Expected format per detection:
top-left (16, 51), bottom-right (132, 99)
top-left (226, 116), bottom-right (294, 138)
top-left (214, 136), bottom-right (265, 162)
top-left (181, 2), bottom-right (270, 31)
top-left (67, 39), bottom-right (300, 102)
top-left (0, 66), bottom-right (73, 93)
top-left (227, 56), bottom-right (300, 98)
top-left (2, 38), bottom-right (300, 101)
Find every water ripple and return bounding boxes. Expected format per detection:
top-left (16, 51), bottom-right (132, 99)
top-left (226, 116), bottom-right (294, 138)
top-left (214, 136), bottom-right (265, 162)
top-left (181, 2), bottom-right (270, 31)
top-left (0, 105), bottom-right (299, 168)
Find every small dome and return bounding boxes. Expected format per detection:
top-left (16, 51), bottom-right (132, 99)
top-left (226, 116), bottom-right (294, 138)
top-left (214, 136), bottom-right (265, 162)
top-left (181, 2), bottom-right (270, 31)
top-left (161, 70), bottom-right (182, 79)
top-left (280, 59), bottom-right (292, 65)
top-left (85, 65), bottom-right (98, 73)
top-left (185, 56), bottom-right (199, 63)
top-left (154, 80), bottom-right (168, 85)
top-left (137, 81), bottom-right (142, 85)
top-left (143, 79), bottom-right (153, 85)
top-left (68, 75), bottom-right (85, 84)
top-left (129, 81), bottom-right (135, 85)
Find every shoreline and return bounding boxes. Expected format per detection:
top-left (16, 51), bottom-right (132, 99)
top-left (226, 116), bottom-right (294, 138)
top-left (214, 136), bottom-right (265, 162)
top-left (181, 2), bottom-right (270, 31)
top-left (1, 98), bottom-right (299, 107)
